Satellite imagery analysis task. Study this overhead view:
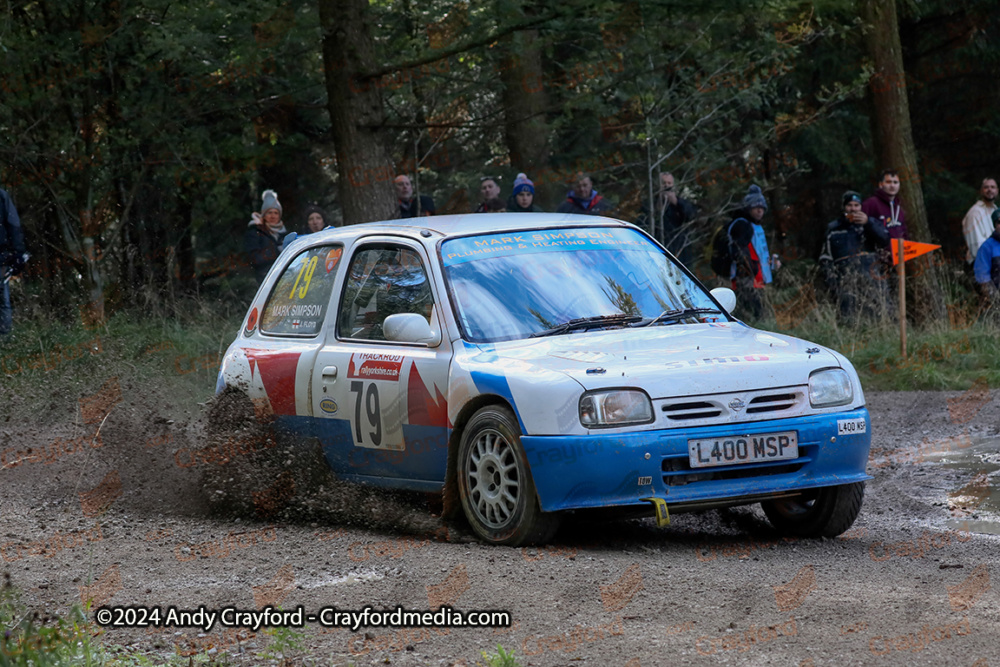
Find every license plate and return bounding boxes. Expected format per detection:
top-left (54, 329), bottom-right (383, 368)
top-left (837, 418), bottom-right (867, 435)
top-left (688, 431), bottom-right (799, 469)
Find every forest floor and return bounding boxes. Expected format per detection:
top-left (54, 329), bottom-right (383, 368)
top-left (2, 371), bottom-right (999, 665)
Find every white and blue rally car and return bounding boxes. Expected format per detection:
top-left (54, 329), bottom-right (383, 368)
top-left (217, 214), bottom-right (871, 545)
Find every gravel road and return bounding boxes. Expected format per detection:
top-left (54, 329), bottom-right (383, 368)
top-left (1, 383), bottom-right (998, 666)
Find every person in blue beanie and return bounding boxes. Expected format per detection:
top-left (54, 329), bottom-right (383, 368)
top-left (507, 173), bottom-right (544, 212)
top-left (725, 184), bottom-right (781, 320)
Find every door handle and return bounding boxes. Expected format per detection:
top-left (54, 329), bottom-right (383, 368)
top-left (322, 366), bottom-right (338, 378)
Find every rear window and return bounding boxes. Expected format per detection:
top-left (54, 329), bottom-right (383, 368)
top-left (261, 245), bottom-right (343, 336)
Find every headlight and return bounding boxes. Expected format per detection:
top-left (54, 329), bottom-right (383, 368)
top-left (809, 368), bottom-right (853, 407)
top-left (580, 389), bottom-right (653, 428)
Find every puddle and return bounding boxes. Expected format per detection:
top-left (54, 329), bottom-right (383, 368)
top-left (925, 435), bottom-right (1000, 534)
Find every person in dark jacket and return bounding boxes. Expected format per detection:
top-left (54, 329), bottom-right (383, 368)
top-left (635, 172), bottom-right (697, 265)
top-left (861, 169), bottom-right (908, 242)
top-left (303, 204), bottom-right (333, 234)
top-left (556, 173), bottom-right (615, 215)
top-left (244, 189), bottom-right (291, 284)
top-left (0, 187), bottom-right (27, 337)
top-left (474, 177), bottom-right (502, 213)
top-left (395, 175), bottom-right (435, 218)
top-left (973, 208), bottom-right (1000, 300)
top-left (506, 173), bottom-right (544, 213)
top-left (819, 191), bottom-right (891, 319)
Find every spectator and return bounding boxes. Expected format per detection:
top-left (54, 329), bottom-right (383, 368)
top-left (507, 173), bottom-right (544, 212)
top-left (474, 177), bottom-right (502, 213)
top-left (973, 208), bottom-right (1000, 299)
top-left (556, 172), bottom-right (615, 215)
top-left (244, 189), bottom-right (290, 284)
top-left (961, 177), bottom-right (997, 264)
top-left (0, 186), bottom-right (27, 338)
top-left (636, 172), bottom-right (697, 265)
top-left (726, 184), bottom-right (780, 320)
top-left (818, 191), bottom-right (891, 319)
top-left (861, 169), bottom-right (908, 242)
top-left (303, 204), bottom-right (333, 234)
top-left (395, 175), bottom-right (435, 218)
top-left (484, 198), bottom-right (507, 213)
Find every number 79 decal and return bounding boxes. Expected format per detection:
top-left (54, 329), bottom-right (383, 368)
top-left (350, 381), bottom-right (382, 447)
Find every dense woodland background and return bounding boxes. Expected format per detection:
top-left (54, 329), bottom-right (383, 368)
top-left (1, 0), bottom-right (998, 325)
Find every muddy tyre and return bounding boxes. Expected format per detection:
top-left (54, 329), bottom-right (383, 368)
top-left (762, 482), bottom-right (865, 538)
top-left (457, 405), bottom-right (559, 546)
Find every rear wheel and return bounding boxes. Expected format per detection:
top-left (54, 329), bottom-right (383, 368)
top-left (457, 406), bottom-right (559, 546)
top-left (762, 482), bottom-right (865, 538)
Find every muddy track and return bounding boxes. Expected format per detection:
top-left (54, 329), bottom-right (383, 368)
top-left (1, 385), bottom-right (999, 666)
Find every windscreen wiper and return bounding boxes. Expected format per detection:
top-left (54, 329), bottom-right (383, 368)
top-left (530, 314), bottom-right (643, 338)
top-left (636, 308), bottom-right (722, 327)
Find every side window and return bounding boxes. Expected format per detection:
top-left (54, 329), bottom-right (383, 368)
top-left (261, 245), bottom-right (343, 336)
top-left (338, 245), bottom-right (435, 341)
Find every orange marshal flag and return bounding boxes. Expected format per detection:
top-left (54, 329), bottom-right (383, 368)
top-left (892, 240), bottom-right (940, 265)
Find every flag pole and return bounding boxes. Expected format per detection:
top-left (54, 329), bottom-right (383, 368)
top-left (897, 238), bottom-right (906, 359)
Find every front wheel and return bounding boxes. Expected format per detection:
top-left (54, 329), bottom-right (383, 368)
top-left (457, 406), bottom-right (559, 546)
top-left (762, 482), bottom-right (865, 538)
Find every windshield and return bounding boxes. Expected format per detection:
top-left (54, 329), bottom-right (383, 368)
top-left (441, 226), bottom-right (726, 343)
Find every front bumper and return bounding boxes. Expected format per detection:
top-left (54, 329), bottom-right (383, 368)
top-left (520, 408), bottom-right (871, 512)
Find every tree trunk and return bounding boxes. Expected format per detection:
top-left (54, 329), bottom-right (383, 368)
top-left (861, 0), bottom-right (946, 322)
top-left (499, 29), bottom-right (550, 184)
top-left (318, 0), bottom-right (397, 225)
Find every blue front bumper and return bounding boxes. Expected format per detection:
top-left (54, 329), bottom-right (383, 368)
top-left (521, 408), bottom-right (872, 512)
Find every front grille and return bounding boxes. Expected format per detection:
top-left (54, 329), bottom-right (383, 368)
top-left (655, 387), bottom-right (808, 428)
top-left (662, 401), bottom-right (722, 420)
top-left (746, 392), bottom-right (798, 414)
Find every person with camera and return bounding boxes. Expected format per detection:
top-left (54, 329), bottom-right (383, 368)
top-left (818, 191), bottom-right (891, 320)
top-left (636, 172), bottom-right (696, 265)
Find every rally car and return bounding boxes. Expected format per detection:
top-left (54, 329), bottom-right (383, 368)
top-left (216, 214), bottom-right (871, 546)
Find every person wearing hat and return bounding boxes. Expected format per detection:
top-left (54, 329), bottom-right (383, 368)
top-left (505, 173), bottom-right (543, 213)
top-left (303, 204), bottom-right (334, 234)
top-left (724, 184), bottom-right (780, 319)
top-left (506, 173), bottom-right (544, 213)
top-left (244, 189), bottom-right (291, 284)
top-left (818, 190), bottom-right (891, 319)
top-left (973, 208), bottom-right (1000, 299)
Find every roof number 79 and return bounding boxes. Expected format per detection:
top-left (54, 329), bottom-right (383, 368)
top-left (288, 256), bottom-right (319, 300)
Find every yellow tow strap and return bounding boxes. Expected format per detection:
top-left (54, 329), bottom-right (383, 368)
top-left (641, 497), bottom-right (670, 527)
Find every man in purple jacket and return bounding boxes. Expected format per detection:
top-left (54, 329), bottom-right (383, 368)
top-left (861, 169), bottom-right (908, 241)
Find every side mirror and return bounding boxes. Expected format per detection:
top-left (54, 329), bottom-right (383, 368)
top-left (710, 287), bottom-right (737, 314)
top-left (383, 313), bottom-right (441, 346)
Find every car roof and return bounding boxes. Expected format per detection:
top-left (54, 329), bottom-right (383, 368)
top-left (306, 212), bottom-right (633, 242)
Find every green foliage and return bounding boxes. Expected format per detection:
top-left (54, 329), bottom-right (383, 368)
top-left (0, 580), bottom-right (101, 667)
top-left (261, 620), bottom-right (307, 661)
top-left (479, 644), bottom-right (522, 667)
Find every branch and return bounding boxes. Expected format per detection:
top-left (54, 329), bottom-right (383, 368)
top-left (361, 11), bottom-right (558, 81)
